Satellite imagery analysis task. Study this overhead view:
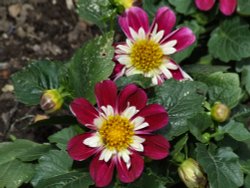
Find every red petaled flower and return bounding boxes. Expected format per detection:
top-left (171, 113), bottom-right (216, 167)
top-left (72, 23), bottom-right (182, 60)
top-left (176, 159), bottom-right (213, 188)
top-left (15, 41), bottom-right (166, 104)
top-left (195, 0), bottom-right (237, 16)
top-left (113, 6), bottom-right (195, 85)
top-left (67, 80), bottom-right (170, 187)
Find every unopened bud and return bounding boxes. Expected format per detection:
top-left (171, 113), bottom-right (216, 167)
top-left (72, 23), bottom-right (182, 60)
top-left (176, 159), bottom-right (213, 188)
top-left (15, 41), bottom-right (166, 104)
top-left (178, 158), bottom-right (207, 188)
top-left (112, 0), bottom-right (134, 9)
top-left (211, 102), bottom-right (230, 123)
top-left (40, 89), bottom-right (63, 113)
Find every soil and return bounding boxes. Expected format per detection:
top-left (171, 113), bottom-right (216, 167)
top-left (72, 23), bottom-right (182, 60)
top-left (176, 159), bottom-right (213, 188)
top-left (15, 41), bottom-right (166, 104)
top-left (0, 0), bottom-right (95, 142)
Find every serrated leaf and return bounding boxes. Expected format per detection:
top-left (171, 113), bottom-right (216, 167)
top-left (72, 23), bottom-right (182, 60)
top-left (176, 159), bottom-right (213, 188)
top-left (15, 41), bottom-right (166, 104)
top-left (67, 32), bottom-right (115, 104)
top-left (11, 61), bottom-right (64, 105)
top-left (208, 17), bottom-right (250, 62)
top-left (48, 126), bottom-right (84, 150)
top-left (35, 171), bottom-right (93, 188)
top-left (188, 113), bottom-right (213, 142)
top-left (245, 175), bottom-right (250, 188)
top-left (168, 0), bottom-right (196, 15)
top-left (236, 59), bottom-right (250, 95)
top-left (77, 0), bottom-right (112, 29)
top-left (0, 159), bottom-right (35, 188)
top-left (219, 121), bottom-right (250, 142)
top-left (150, 79), bottom-right (206, 140)
top-left (196, 144), bottom-right (244, 188)
top-left (0, 139), bottom-right (51, 163)
top-left (0, 139), bottom-right (50, 188)
top-left (199, 72), bottom-right (242, 108)
top-left (237, 0), bottom-right (250, 16)
top-left (115, 75), bottom-right (152, 89)
top-left (31, 150), bottom-right (73, 185)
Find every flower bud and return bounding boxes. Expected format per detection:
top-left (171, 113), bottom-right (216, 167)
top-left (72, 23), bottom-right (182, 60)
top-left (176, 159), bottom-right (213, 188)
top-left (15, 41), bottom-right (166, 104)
top-left (112, 0), bottom-right (134, 9)
top-left (211, 102), bottom-right (230, 123)
top-left (178, 158), bottom-right (207, 188)
top-left (40, 89), bottom-right (63, 113)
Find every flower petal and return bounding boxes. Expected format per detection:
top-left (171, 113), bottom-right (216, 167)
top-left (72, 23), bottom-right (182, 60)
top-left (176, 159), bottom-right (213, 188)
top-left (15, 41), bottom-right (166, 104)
top-left (118, 84), bottom-right (147, 113)
top-left (141, 135), bottom-right (170, 160)
top-left (70, 98), bottom-right (98, 129)
top-left (195, 0), bottom-right (216, 11)
top-left (67, 133), bottom-right (97, 161)
top-left (95, 80), bottom-right (117, 109)
top-left (117, 152), bottom-right (144, 183)
top-left (168, 61), bottom-right (192, 80)
top-left (135, 104), bottom-right (168, 132)
top-left (162, 27), bottom-right (196, 52)
top-left (150, 7), bottom-right (176, 38)
top-left (119, 7), bottom-right (149, 39)
top-left (90, 154), bottom-right (115, 187)
top-left (219, 0), bottom-right (237, 15)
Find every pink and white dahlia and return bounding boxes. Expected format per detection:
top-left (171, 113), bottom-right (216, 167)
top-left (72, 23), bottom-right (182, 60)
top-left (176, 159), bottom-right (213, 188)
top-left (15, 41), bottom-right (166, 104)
top-left (195, 0), bottom-right (237, 16)
top-left (67, 80), bottom-right (170, 187)
top-left (114, 6), bottom-right (195, 85)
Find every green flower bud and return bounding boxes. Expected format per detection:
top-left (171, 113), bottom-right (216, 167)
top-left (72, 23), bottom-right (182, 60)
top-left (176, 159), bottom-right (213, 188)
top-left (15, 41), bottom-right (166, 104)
top-left (211, 102), bottom-right (230, 123)
top-left (201, 132), bottom-right (211, 143)
top-left (40, 89), bottom-right (63, 113)
top-left (112, 0), bottom-right (134, 9)
top-left (178, 158), bottom-right (207, 188)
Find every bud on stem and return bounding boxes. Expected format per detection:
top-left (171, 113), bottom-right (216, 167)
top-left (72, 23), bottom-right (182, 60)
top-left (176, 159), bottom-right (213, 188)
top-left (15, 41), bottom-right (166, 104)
top-left (210, 102), bottom-right (230, 123)
top-left (40, 89), bottom-right (64, 113)
top-left (178, 158), bottom-right (207, 188)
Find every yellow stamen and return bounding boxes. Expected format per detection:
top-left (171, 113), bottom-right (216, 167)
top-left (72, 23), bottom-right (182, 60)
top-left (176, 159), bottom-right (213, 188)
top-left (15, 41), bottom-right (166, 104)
top-left (99, 115), bottom-right (134, 151)
top-left (130, 39), bottom-right (163, 73)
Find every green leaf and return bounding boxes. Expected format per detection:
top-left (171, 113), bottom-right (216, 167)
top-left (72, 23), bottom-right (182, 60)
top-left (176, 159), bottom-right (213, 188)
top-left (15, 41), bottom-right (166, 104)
top-left (208, 17), bottom-right (250, 62)
top-left (77, 0), bottom-right (113, 29)
top-left (32, 150), bottom-right (73, 186)
top-left (219, 121), bottom-right (250, 142)
top-left (245, 175), bottom-right (250, 188)
top-left (171, 134), bottom-right (188, 157)
top-left (196, 144), bottom-right (244, 188)
top-left (11, 60), bottom-right (64, 105)
top-left (48, 126), bottom-right (84, 150)
top-left (188, 113), bottom-right (213, 142)
top-left (143, 0), bottom-right (169, 19)
top-left (67, 32), bottom-right (115, 103)
top-left (0, 139), bottom-right (51, 163)
top-left (0, 139), bottom-right (50, 188)
top-left (150, 79), bottom-right (207, 140)
top-left (168, 0), bottom-right (196, 15)
top-left (237, 0), bottom-right (250, 16)
top-left (240, 160), bottom-right (250, 175)
top-left (0, 159), bottom-right (35, 188)
top-left (172, 20), bottom-right (204, 63)
top-left (236, 59), bottom-right (250, 95)
top-left (115, 75), bottom-right (152, 89)
top-left (199, 72), bottom-right (242, 108)
top-left (35, 171), bottom-right (93, 188)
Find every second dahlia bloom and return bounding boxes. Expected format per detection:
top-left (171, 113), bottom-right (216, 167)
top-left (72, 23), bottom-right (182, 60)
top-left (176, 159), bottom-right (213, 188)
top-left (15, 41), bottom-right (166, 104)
top-left (195, 0), bottom-right (237, 16)
top-left (67, 80), bottom-right (170, 187)
top-left (114, 6), bottom-right (195, 85)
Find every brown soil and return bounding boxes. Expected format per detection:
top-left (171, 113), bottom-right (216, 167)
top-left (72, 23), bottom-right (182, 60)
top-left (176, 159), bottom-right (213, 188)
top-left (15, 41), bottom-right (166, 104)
top-left (0, 0), bottom-right (94, 142)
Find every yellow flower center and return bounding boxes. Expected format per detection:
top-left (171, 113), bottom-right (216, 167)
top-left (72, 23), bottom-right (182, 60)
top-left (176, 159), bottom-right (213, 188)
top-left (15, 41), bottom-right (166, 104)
top-left (116, 0), bottom-right (134, 9)
top-left (130, 39), bottom-right (164, 73)
top-left (99, 115), bottom-right (134, 151)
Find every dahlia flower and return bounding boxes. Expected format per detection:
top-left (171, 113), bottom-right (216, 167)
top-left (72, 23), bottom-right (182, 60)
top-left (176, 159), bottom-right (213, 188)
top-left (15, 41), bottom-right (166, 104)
top-left (67, 80), bottom-right (170, 187)
top-left (195, 0), bottom-right (237, 16)
top-left (114, 6), bottom-right (195, 85)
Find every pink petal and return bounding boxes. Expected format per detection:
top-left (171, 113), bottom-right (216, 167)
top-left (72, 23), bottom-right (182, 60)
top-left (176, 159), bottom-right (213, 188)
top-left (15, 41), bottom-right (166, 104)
top-left (67, 133), bottom-right (97, 161)
top-left (95, 80), bottom-right (117, 109)
top-left (119, 7), bottom-right (149, 39)
top-left (150, 7), bottom-right (176, 38)
top-left (141, 135), bottom-right (170, 160)
top-left (162, 27), bottom-right (196, 52)
top-left (219, 0), bottom-right (237, 15)
top-left (118, 84), bottom-right (147, 113)
top-left (110, 63), bottom-right (125, 81)
top-left (90, 154), bottom-right (115, 187)
top-left (116, 152), bottom-right (144, 183)
top-left (195, 0), bottom-right (216, 11)
top-left (70, 98), bottom-right (98, 129)
top-left (170, 68), bottom-right (185, 80)
top-left (135, 104), bottom-right (168, 132)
